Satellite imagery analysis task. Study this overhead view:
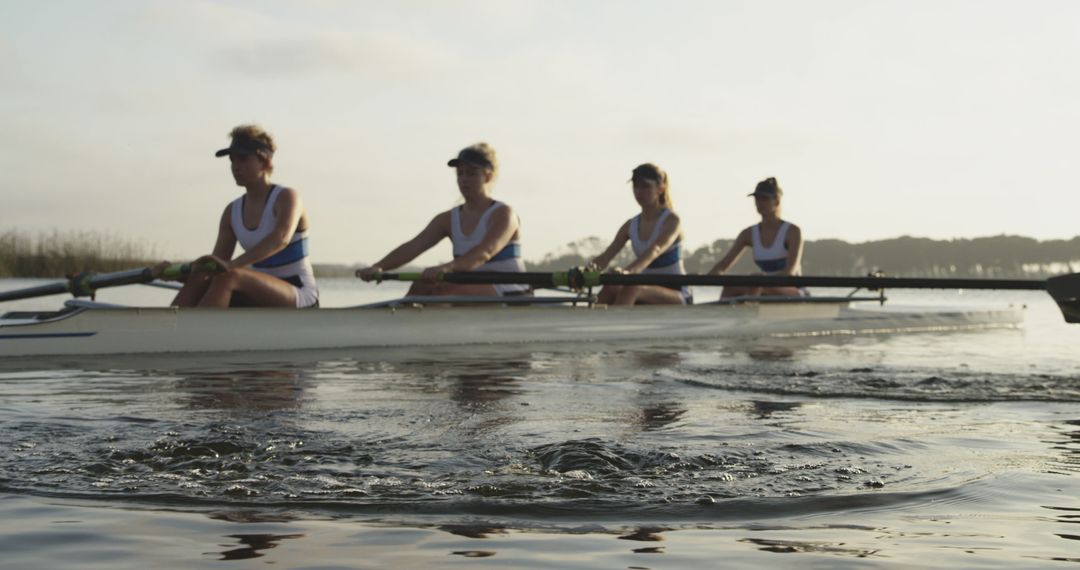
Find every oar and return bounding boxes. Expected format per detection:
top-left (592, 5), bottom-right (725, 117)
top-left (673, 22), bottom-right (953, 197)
top-left (0, 262), bottom-right (216, 303)
top-left (366, 269), bottom-right (1080, 323)
top-left (1046, 274), bottom-right (1080, 323)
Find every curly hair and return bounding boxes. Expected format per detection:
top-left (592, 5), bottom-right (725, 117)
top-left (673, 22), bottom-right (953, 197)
top-left (228, 124), bottom-right (276, 172)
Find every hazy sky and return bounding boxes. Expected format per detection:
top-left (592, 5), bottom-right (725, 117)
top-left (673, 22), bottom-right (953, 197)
top-left (2, 0), bottom-right (1078, 266)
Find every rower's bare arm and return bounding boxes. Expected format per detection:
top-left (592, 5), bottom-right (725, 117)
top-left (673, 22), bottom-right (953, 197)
top-left (368, 212), bottom-right (450, 273)
top-left (211, 205), bottom-right (238, 262)
top-left (625, 214), bottom-right (681, 274)
top-left (780, 224), bottom-right (804, 276)
top-left (590, 222), bottom-right (630, 270)
top-left (449, 204), bottom-right (518, 272)
top-left (708, 228), bottom-right (750, 275)
top-left (229, 187), bottom-right (303, 269)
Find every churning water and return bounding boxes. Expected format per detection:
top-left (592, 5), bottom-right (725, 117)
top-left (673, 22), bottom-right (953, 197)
top-left (0, 280), bottom-right (1077, 568)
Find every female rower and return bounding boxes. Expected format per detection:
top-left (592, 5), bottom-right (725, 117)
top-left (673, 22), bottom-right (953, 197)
top-left (707, 177), bottom-right (804, 298)
top-left (588, 163), bottom-right (692, 305)
top-left (157, 124), bottom-right (319, 308)
top-left (356, 143), bottom-right (527, 296)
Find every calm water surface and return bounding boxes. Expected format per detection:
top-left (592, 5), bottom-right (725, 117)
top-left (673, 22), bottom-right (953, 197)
top-left (0, 278), bottom-right (1078, 568)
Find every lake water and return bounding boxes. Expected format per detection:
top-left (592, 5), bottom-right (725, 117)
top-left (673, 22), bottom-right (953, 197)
top-left (0, 278), bottom-right (1078, 568)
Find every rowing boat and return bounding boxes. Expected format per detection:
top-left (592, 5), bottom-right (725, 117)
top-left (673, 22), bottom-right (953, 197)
top-left (0, 295), bottom-right (1023, 357)
top-left (2, 266), bottom-right (1070, 358)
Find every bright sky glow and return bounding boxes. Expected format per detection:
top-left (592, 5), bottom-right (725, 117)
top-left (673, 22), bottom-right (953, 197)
top-left (2, 0), bottom-right (1078, 266)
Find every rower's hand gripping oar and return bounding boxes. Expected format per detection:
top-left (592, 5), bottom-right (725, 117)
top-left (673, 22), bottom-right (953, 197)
top-left (0, 261), bottom-right (221, 303)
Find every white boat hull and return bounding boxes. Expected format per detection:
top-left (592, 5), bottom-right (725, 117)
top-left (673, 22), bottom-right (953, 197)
top-left (0, 301), bottom-right (1024, 358)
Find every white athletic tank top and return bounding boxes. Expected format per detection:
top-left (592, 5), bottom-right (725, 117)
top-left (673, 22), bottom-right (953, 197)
top-left (628, 209), bottom-right (691, 302)
top-left (229, 185), bottom-right (318, 305)
top-left (751, 222), bottom-right (792, 275)
top-left (450, 201), bottom-right (527, 294)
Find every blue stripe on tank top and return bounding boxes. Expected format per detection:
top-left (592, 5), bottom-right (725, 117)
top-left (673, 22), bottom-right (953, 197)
top-left (647, 242), bottom-right (681, 269)
top-left (455, 242), bottom-right (521, 262)
top-left (489, 242), bottom-right (521, 262)
top-left (253, 238), bottom-right (309, 269)
top-left (755, 257), bottom-right (787, 273)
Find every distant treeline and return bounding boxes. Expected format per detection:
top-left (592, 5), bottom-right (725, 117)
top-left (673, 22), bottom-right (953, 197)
top-left (2, 230), bottom-right (1076, 279)
top-left (528, 234), bottom-right (1080, 278)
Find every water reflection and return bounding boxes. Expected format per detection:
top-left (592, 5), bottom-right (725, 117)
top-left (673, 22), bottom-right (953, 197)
top-left (216, 533), bottom-right (305, 561)
top-left (618, 527), bottom-right (667, 541)
top-left (636, 401), bottom-right (687, 431)
top-left (386, 356), bottom-right (531, 438)
top-left (749, 400), bottom-right (804, 419)
top-left (619, 527), bottom-right (668, 555)
top-left (380, 356), bottom-right (529, 406)
top-left (745, 347), bottom-right (798, 361)
top-left (208, 511), bottom-right (297, 523)
top-left (624, 350), bottom-right (689, 432)
top-left (440, 524), bottom-right (508, 539)
top-left (738, 537), bottom-right (879, 557)
top-left (448, 363), bottom-right (528, 406)
top-left (1042, 418), bottom-right (1080, 558)
top-left (627, 350), bottom-right (683, 369)
top-left (1045, 418), bottom-right (1080, 475)
top-left (178, 368), bottom-right (307, 411)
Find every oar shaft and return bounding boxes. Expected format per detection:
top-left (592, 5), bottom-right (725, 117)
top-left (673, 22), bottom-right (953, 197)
top-left (596, 274), bottom-right (1047, 291)
top-left (439, 271), bottom-right (568, 287)
top-left (364, 269), bottom-right (1076, 323)
top-left (0, 282), bottom-right (71, 303)
top-left (377, 271), bottom-right (1047, 291)
top-left (84, 268), bottom-right (155, 289)
top-left (373, 271), bottom-right (569, 287)
top-left (0, 263), bottom-right (202, 303)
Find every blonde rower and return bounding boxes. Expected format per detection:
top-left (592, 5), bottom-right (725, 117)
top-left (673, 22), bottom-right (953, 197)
top-left (158, 125), bottom-right (318, 308)
top-left (357, 143), bottom-right (527, 296)
top-left (589, 163), bottom-right (692, 305)
top-left (708, 177), bottom-right (804, 298)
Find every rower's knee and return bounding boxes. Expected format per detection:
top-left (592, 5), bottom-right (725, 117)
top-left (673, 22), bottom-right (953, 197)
top-left (408, 282), bottom-right (434, 296)
top-left (615, 285), bottom-right (640, 305)
top-left (598, 285), bottom-right (621, 303)
top-left (209, 271), bottom-right (242, 291)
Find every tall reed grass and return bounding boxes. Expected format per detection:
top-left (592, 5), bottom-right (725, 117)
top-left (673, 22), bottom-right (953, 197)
top-left (0, 230), bottom-right (159, 278)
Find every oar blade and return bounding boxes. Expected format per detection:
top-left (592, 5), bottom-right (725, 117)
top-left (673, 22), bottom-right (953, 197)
top-left (1046, 273), bottom-right (1080, 323)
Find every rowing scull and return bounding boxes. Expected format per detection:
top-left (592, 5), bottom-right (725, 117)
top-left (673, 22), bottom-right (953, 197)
top-left (0, 296), bottom-right (1023, 357)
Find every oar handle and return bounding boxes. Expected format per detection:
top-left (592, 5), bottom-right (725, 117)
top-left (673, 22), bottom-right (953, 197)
top-left (161, 260), bottom-right (221, 279)
top-left (374, 272), bottom-right (422, 283)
